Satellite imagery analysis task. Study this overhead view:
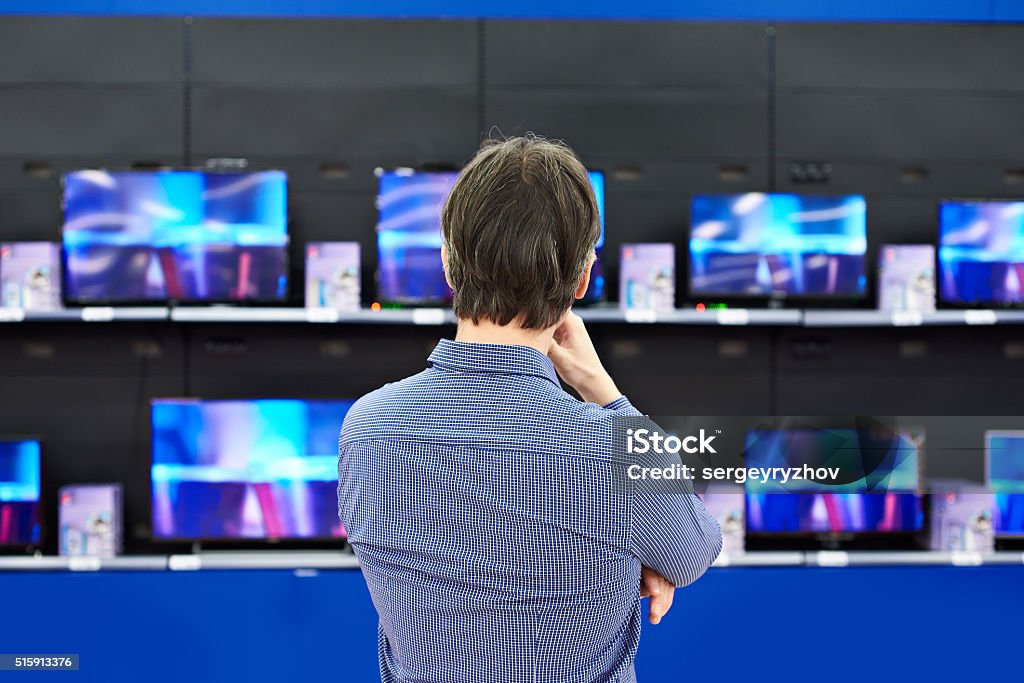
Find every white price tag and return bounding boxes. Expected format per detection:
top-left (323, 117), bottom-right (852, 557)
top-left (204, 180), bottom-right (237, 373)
top-left (305, 307), bottom-right (339, 323)
top-left (0, 307), bottom-right (26, 323)
top-left (712, 553), bottom-right (731, 568)
top-left (964, 310), bottom-right (997, 326)
top-left (412, 308), bottom-right (447, 325)
top-left (168, 555), bottom-right (202, 571)
top-left (716, 309), bottom-right (750, 326)
top-left (891, 310), bottom-right (923, 327)
top-left (68, 556), bottom-right (102, 572)
top-left (81, 307), bottom-right (115, 322)
top-left (815, 550), bottom-right (850, 567)
top-left (624, 309), bottom-right (658, 324)
top-left (950, 551), bottom-right (983, 567)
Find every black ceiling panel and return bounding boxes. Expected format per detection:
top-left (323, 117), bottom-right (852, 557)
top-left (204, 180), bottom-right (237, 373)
top-left (776, 24), bottom-right (1024, 92)
top-left (0, 17), bottom-right (182, 84)
top-left (485, 21), bottom-right (769, 88)
top-left (191, 19), bottom-right (478, 87)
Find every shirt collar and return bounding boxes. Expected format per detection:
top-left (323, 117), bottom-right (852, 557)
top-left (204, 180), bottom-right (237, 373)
top-left (427, 338), bottom-right (561, 387)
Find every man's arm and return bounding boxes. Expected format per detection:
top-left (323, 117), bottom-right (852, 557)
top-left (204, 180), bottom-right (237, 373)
top-left (548, 313), bottom-right (723, 590)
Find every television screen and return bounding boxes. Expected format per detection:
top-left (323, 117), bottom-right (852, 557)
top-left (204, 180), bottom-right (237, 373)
top-left (0, 242), bottom-right (62, 311)
top-left (877, 244), bottom-right (936, 313)
top-left (939, 200), bottom-right (1024, 306)
top-left (376, 169), bottom-right (605, 305)
top-left (689, 193), bottom-right (867, 299)
top-left (151, 399), bottom-right (353, 541)
top-left (62, 170), bottom-right (288, 304)
top-left (986, 431), bottom-right (1024, 537)
top-left (744, 427), bottom-right (923, 535)
top-left (0, 439), bottom-right (42, 548)
top-left (59, 484), bottom-right (122, 557)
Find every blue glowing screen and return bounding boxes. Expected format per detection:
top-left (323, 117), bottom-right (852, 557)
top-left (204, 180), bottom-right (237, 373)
top-left (63, 170), bottom-right (288, 303)
top-left (939, 200), bottom-right (1024, 305)
top-left (0, 439), bottom-right (42, 546)
top-left (690, 193), bottom-right (867, 298)
top-left (151, 399), bottom-right (352, 540)
top-left (376, 169), bottom-right (605, 304)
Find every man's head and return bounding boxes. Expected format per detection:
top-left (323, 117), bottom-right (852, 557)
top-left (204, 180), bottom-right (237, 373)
top-left (441, 135), bottom-right (601, 330)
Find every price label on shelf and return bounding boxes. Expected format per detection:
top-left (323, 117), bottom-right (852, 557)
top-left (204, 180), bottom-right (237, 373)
top-left (950, 551), bottom-right (983, 567)
top-left (964, 310), bottom-right (997, 326)
top-left (716, 309), bottom-right (750, 326)
top-left (305, 307), bottom-right (340, 323)
top-left (814, 551), bottom-right (850, 567)
top-left (624, 309), bottom-right (658, 324)
top-left (168, 555), bottom-right (202, 571)
top-left (412, 308), bottom-right (447, 325)
top-left (80, 307), bottom-right (115, 322)
top-left (891, 310), bottom-right (924, 327)
top-left (68, 556), bottom-right (102, 572)
top-left (0, 307), bottom-right (26, 323)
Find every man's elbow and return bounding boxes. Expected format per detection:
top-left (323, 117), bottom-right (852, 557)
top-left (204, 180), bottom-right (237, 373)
top-left (671, 520), bottom-right (723, 588)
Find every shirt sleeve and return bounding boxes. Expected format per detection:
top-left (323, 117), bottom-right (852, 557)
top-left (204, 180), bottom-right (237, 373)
top-left (622, 420), bottom-right (723, 588)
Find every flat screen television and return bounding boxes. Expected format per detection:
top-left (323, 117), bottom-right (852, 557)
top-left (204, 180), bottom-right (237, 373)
top-left (62, 170), bottom-right (288, 304)
top-left (151, 399), bottom-right (353, 542)
top-left (744, 426), bottom-right (925, 549)
top-left (985, 430), bottom-right (1024, 548)
top-left (689, 193), bottom-right (867, 301)
top-left (0, 438), bottom-right (42, 552)
top-left (376, 169), bottom-right (605, 305)
top-left (0, 242), bottom-right (62, 311)
top-left (938, 200), bottom-right (1024, 307)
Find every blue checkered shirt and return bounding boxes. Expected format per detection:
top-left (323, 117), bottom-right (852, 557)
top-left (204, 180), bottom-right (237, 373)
top-left (338, 339), bottom-right (721, 682)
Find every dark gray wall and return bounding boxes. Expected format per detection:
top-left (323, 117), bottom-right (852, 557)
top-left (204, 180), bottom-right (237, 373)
top-left (1, 17), bottom-right (1023, 551)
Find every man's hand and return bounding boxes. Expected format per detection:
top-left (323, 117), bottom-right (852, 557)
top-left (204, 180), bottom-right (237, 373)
top-left (548, 313), bottom-right (622, 406)
top-left (640, 566), bottom-right (675, 625)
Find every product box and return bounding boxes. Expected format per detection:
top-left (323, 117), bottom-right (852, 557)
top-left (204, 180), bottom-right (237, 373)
top-left (928, 479), bottom-right (994, 553)
top-left (0, 242), bottom-right (62, 311)
top-left (58, 484), bottom-right (122, 557)
top-left (878, 244), bottom-right (936, 312)
top-left (619, 243), bottom-right (675, 311)
top-left (700, 482), bottom-right (745, 557)
top-left (305, 241), bottom-right (360, 312)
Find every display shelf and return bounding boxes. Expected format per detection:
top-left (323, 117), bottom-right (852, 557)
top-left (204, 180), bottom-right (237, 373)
top-left (168, 307), bottom-right (457, 325)
top-left (0, 307), bottom-right (170, 323)
top-left (0, 555), bottom-right (168, 571)
top-left (576, 307), bottom-right (803, 326)
top-left (2, 305), bottom-right (1024, 328)
top-left (2, 550), bottom-right (1018, 572)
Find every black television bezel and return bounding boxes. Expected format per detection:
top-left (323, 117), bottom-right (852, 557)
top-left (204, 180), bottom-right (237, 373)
top-left (373, 166), bottom-right (608, 307)
top-left (59, 167), bottom-right (292, 308)
top-left (935, 197), bottom-right (1024, 310)
top-left (146, 397), bottom-right (352, 550)
top-left (684, 191), bottom-right (871, 310)
top-left (0, 435), bottom-right (44, 556)
top-left (740, 424), bottom-right (930, 552)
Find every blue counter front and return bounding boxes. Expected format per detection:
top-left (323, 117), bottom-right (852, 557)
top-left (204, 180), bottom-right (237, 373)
top-left (0, 565), bottom-right (1019, 682)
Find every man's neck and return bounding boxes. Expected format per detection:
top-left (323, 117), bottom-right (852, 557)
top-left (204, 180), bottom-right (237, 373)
top-left (455, 318), bottom-right (556, 355)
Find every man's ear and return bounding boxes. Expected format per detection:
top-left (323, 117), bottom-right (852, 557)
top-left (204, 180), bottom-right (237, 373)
top-left (574, 254), bottom-right (596, 300)
top-left (441, 244), bottom-right (455, 291)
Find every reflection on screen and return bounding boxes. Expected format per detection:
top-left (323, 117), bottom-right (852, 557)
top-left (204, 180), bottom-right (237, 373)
top-left (690, 193), bottom-right (867, 298)
top-left (744, 427), bottom-right (923, 534)
top-left (151, 399), bottom-right (353, 540)
top-left (939, 201), bottom-right (1024, 306)
top-left (63, 170), bottom-right (289, 303)
top-left (0, 439), bottom-right (42, 546)
top-left (986, 430), bottom-right (1024, 537)
top-left (376, 169), bottom-right (605, 304)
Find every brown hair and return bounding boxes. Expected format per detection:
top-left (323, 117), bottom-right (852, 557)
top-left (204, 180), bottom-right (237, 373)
top-left (441, 135), bottom-right (600, 330)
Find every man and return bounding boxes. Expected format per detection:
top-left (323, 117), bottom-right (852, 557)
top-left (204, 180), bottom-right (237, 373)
top-left (338, 136), bottom-right (722, 682)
